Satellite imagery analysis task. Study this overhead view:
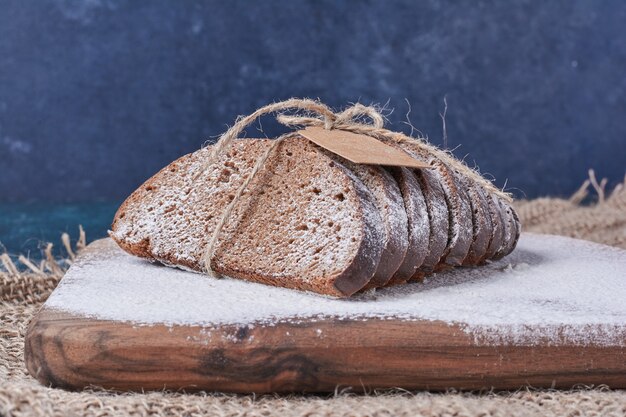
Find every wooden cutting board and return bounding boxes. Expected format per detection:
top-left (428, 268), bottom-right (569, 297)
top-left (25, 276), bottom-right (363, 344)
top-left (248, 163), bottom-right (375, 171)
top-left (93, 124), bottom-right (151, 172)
top-left (25, 234), bottom-right (626, 393)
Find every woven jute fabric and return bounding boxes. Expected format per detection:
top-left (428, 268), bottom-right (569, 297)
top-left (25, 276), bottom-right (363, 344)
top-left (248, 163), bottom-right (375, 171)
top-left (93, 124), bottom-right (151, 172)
top-left (1, 176), bottom-right (625, 417)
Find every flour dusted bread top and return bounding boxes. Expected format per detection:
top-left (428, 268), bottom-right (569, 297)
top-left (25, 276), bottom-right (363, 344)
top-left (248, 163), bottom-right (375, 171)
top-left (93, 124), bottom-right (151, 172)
top-left (110, 136), bottom-right (384, 297)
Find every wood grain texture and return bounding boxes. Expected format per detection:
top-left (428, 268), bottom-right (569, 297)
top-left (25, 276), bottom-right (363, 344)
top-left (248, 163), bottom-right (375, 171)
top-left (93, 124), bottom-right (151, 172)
top-left (25, 309), bottom-right (626, 393)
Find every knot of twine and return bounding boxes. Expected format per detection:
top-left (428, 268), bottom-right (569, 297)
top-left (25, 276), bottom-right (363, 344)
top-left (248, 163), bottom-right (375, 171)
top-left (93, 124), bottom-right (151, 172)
top-left (196, 98), bottom-right (510, 276)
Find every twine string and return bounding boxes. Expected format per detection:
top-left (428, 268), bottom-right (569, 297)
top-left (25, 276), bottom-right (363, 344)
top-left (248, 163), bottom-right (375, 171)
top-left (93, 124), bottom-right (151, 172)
top-left (198, 98), bottom-right (511, 276)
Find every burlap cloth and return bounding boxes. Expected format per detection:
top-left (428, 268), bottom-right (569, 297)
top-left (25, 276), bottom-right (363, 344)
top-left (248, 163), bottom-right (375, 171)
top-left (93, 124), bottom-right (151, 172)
top-left (1, 174), bottom-right (625, 416)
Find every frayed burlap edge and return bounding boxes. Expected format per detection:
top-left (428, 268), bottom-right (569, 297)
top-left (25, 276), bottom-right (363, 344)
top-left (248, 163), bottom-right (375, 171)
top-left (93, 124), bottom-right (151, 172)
top-left (1, 173), bottom-right (625, 417)
top-left (516, 170), bottom-right (626, 249)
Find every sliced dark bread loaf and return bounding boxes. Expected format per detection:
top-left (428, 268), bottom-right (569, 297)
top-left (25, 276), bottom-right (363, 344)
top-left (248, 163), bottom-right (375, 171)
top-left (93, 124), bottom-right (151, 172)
top-left (384, 167), bottom-right (430, 285)
top-left (110, 136), bottom-right (385, 297)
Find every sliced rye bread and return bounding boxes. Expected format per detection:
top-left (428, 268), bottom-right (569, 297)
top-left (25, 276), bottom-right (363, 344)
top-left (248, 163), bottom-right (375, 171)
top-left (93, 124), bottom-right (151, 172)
top-left (481, 193), bottom-right (506, 262)
top-left (462, 182), bottom-right (493, 266)
top-left (497, 199), bottom-right (521, 258)
top-left (326, 158), bottom-right (409, 288)
top-left (388, 142), bottom-right (450, 277)
top-left (110, 142), bottom-right (266, 268)
top-left (384, 167), bottom-right (430, 285)
top-left (110, 136), bottom-right (385, 297)
top-left (492, 198), bottom-right (514, 260)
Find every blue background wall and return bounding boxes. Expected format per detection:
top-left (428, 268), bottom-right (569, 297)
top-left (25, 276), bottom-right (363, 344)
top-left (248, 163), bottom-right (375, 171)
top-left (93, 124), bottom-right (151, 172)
top-left (1, 0), bottom-right (625, 204)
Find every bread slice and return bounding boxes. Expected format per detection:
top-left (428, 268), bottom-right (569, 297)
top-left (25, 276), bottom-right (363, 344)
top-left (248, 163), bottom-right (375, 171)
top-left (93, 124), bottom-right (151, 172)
top-left (510, 203), bottom-right (522, 251)
top-left (492, 198), bottom-right (514, 260)
top-left (412, 166), bottom-right (450, 275)
top-left (110, 136), bottom-right (385, 297)
top-left (316, 156), bottom-right (408, 288)
top-left (442, 167), bottom-right (474, 266)
top-left (482, 194), bottom-right (505, 262)
top-left (384, 167), bottom-right (430, 285)
top-left (497, 199), bottom-right (521, 258)
top-left (463, 183), bottom-right (493, 266)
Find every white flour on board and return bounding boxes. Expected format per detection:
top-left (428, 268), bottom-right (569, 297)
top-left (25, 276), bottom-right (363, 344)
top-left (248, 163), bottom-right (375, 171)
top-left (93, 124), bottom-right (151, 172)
top-left (45, 233), bottom-right (626, 346)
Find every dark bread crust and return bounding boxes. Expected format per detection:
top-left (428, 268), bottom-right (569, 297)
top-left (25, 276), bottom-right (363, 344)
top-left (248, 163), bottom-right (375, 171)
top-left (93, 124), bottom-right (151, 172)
top-left (492, 198), bottom-right (514, 260)
top-left (412, 165), bottom-right (450, 277)
top-left (367, 167), bottom-right (409, 286)
top-left (510, 204), bottom-right (522, 251)
top-left (390, 143), bottom-right (450, 277)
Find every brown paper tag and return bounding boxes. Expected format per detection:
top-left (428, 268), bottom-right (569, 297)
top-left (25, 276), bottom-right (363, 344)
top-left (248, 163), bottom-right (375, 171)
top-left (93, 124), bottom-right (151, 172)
top-left (297, 126), bottom-right (430, 169)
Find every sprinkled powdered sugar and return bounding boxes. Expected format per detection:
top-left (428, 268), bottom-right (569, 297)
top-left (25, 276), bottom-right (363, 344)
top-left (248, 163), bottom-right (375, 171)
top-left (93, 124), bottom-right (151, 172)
top-left (46, 233), bottom-right (626, 346)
